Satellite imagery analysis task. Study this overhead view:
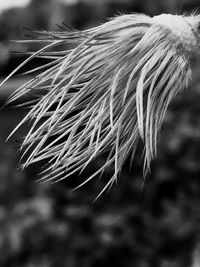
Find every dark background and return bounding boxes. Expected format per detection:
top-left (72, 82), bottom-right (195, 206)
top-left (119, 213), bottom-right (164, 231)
top-left (0, 0), bottom-right (200, 266)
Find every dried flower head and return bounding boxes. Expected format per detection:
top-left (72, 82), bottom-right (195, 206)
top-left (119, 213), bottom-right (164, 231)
top-left (1, 13), bottom-right (200, 198)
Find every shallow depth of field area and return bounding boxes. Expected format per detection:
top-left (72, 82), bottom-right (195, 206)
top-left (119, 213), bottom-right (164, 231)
top-left (0, 1), bottom-right (200, 267)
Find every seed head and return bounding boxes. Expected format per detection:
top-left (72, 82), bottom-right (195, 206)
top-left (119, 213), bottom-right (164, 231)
top-left (1, 13), bottom-right (200, 198)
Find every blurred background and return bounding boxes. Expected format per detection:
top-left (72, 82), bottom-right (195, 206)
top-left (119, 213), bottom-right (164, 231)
top-left (0, 0), bottom-right (200, 266)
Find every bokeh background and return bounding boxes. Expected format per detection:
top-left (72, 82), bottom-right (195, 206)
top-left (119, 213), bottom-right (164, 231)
top-left (0, 0), bottom-right (200, 266)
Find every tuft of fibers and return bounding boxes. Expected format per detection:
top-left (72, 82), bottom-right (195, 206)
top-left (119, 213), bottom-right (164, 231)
top-left (1, 13), bottom-right (200, 198)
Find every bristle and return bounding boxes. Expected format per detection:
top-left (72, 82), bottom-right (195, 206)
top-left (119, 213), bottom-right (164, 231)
top-left (2, 13), bottom-right (199, 197)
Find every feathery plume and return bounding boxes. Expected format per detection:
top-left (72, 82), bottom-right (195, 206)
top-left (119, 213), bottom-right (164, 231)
top-left (1, 13), bottom-right (200, 197)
